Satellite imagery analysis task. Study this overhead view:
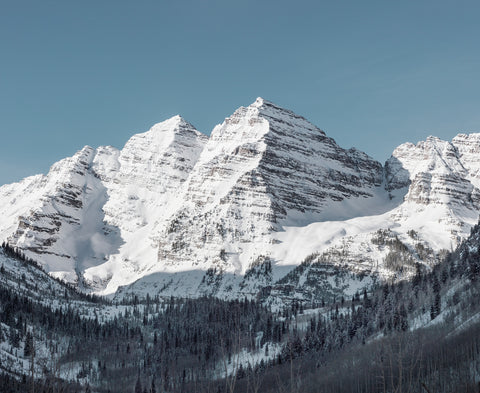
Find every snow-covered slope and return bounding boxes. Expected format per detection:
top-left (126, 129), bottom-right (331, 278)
top-left (83, 116), bottom-right (207, 291)
top-left (386, 134), bottom-right (480, 248)
top-left (1, 146), bottom-right (107, 282)
top-left (1, 99), bottom-right (479, 301)
top-left (260, 133), bottom-right (480, 306)
top-left (0, 116), bottom-right (206, 290)
top-left (116, 104), bottom-right (480, 301)
top-left (125, 98), bottom-right (383, 297)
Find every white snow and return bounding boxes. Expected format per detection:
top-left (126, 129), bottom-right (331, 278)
top-left (0, 98), bottom-right (479, 300)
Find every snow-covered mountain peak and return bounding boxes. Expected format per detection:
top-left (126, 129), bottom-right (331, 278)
top-left (251, 96), bottom-right (266, 106)
top-left (2, 99), bottom-right (480, 301)
top-left (249, 96), bottom-right (292, 114)
top-left (126, 115), bottom-right (203, 152)
top-left (451, 133), bottom-right (480, 188)
top-left (452, 132), bottom-right (480, 144)
top-left (451, 133), bottom-right (480, 158)
top-left (149, 114), bottom-right (196, 133)
top-left (246, 96), bottom-right (281, 110)
top-left (388, 135), bottom-right (468, 180)
top-left (386, 133), bottom-right (480, 214)
top-left (0, 115), bottom-right (208, 289)
top-left (425, 135), bottom-right (443, 142)
top-left (152, 98), bottom-right (384, 292)
top-left (215, 98), bottom-right (325, 141)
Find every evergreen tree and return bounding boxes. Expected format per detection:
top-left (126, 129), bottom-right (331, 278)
top-left (135, 374), bottom-right (142, 393)
top-left (150, 378), bottom-right (156, 393)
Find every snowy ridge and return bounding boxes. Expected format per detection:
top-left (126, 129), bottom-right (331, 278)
top-left (0, 98), bottom-right (479, 301)
top-left (83, 116), bottom-right (207, 292)
top-left (146, 98), bottom-right (383, 295)
top-left (0, 116), bottom-right (207, 290)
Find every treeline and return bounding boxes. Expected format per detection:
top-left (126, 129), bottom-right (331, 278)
top-left (1, 242), bottom-right (106, 304)
top-left (2, 220), bottom-right (480, 393)
top-left (0, 372), bottom-right (83, 393)
top-left (65, 296), bottom-right (288, 392)
top-left (244, 318), bottom-right (480, 393)
top-left (0, 246), bottom-right (288, 393)
top-left (229, 223), bottom-right (480, 393)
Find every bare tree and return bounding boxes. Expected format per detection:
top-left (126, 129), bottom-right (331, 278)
top-left (377, 331), bottom-right (424, 393)
top-left (220, 323), bottom-right (242, 393)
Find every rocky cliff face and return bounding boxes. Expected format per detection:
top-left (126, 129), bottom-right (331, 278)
top-left (0, 99), bottom-right (479, 301)
top-left (452, 133), bottom-right (480, 188)
top-left (0, 116), bottom-right (207, 287)
top-left (264, 133), bottom-right (480, 308)
top-left (386, 136), bottom-right (480, 210)
top-left (2, 146), bottom-right (104, 282)
top-left (155, 98), bottom-right (384, 280)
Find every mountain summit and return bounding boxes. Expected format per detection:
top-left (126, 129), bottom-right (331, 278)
top-left (0, 99), bottom-right (478, 300)
top-left (153, 98), bottom-right (383, 283)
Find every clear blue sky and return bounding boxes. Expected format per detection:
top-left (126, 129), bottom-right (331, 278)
top-left (1, 0), bottom-right (480, 185)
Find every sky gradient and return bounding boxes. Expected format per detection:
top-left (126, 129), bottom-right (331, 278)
top-left (1, 0), bottom-right (480, 185)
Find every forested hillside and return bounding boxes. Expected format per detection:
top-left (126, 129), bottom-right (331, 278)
top-left (1, 220), bottom-right (480, 392)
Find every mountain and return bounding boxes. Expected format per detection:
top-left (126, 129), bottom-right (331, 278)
top-left (1, 209), bottom-right (480, 393)
top-left (0, 116), bottom-right (207, 291)
top-left (0, 98), bottom-right (479, 302)
top-left (135, 98), bottom-right (384, 298)
top-left (266, 133), bottom-right (480, 305)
